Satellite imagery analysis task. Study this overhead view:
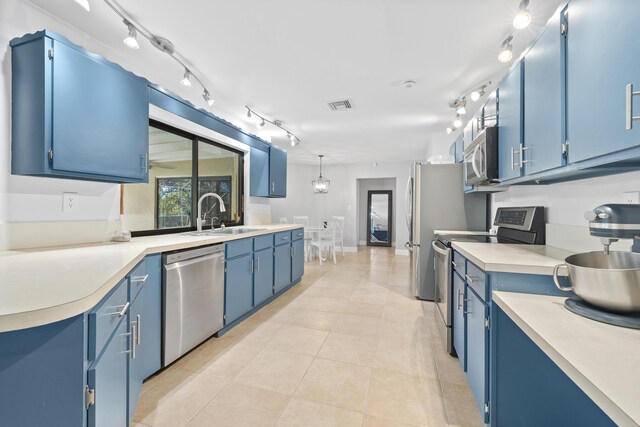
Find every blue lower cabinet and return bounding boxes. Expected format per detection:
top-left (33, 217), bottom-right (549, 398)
top-left (225, 254), bottom-right (254, 325)
top-left (274, 243), bottom-right (292, 293)
top-left (491, 306), bottom-right (615, 426)
top-left (87, 319), bottom-right (130, 427)
top-left (254, 248), bottom-right (274, 306)
top-left (292, 239), bottom-right (304, 283)
top-left (466, 287), bottom-right (489, 423)
top-left (452, 272), bottom-right (466, 370)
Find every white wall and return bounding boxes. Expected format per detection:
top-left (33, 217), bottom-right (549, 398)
top-left (270, 161), bottom-right (412, 254)
top-left (0, 0), bottom-right (269, 249)
top-left (356, 178), bottom-right (396, 245)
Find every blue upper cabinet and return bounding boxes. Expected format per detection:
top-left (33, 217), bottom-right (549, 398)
top-left (10, 30), bottom-right (149, 183)
top-left (523, 9), bottom-right (565, 175)
top-left (249, 144), bottom-right (287, 198)
top-left (498, 62), bottom-right (524, 182)
top-left (482, 93), bottom-right (498, 130)
top-left (454, 134), bottom-right (464, 163)
top-left (269, 146), bottom-right (287, 197)
top-left (567, 0), bottom-right (640, 163)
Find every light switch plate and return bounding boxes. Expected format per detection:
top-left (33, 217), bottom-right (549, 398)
top-left (63, 192), bottom-right (78, 212)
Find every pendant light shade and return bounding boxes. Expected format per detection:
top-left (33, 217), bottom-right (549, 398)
top-left (312, 155), bottom-right (330, 194)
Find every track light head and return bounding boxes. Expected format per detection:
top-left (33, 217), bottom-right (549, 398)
top-left (513, 0), bottom-right (531, 29)
top-left (498, 35), bottom-right (514, 63)
top-left (257, 119), bottom-right (265, 129)
top-left (180, 69), bottom-right (192, 87)
top-left (202, 90), bottom-right (214, 106)
top-left (72, 0), bottom-right (90, 12)
top-left (446, 127), bottom-right (453, 135)
top-left (123, 22), bottom-right (139, 49)
top-left (453, 115), bottom-right (462, 129)
top-left (456, 98), bottom-right (467, 115)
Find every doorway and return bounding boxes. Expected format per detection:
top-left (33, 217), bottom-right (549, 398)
top-left (367, 190), bottom-right (392, 247)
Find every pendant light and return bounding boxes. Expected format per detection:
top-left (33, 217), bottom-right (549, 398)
top-left (312, 155), bottom-right (330, 194)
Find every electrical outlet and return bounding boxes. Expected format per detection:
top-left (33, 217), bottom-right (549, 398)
top-left (63, 192), bottom-right (79, 212)
top-left (623, 191), bottom-right (640, 204)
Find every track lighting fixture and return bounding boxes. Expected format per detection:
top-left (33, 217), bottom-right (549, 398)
top-left (123, 21), bottom-right (139, 49)
top-left (202, 90), bottom-right (214, 106)
top-left (180, 69), bottom-right (192, 87)
top-left (498, 35), bottom-right (514, 63)
top-left (72, 0), bottom-right (90, 12)
top-left (95, 0), bottom-right (216, 108)
top-left (245, 107), bottom-right (301, 147)
top-left (453, 115), bottom-right (462, 129)
top-left (513, 0), bottom-right (532, 29)
top-left (456, 98), bottom-right (467, 115)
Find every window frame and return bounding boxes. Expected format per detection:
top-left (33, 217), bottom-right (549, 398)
top-left (131, 119), bottom-right (244, 237)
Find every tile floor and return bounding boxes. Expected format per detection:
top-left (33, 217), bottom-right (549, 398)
top-left (133, 247), bottom-right (483, 427)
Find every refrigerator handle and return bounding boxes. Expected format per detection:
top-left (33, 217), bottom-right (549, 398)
top-left (405, 176), bottom-right (413, 235)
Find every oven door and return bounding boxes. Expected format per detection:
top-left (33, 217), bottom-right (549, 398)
top-left (432, 240), bottom-right (452, 327)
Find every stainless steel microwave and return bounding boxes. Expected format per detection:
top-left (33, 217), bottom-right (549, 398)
top-left (464, 127), bottom-right (499, 186)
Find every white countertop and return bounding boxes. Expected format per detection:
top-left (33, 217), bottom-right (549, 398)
top-left (452, 241), bottom-right (573, 276)
top-left (0, 224), bottom-right (301, 333)
top-left (434, 230), bottom-right (492, 236)
top-left (493, 291), bottom-right (640, 427)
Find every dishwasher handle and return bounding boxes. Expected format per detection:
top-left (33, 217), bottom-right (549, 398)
top-left (163, 252), bottom-right (224, 271)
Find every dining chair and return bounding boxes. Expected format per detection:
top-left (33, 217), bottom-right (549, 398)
top-left (279, 217), bottom-right (288, 224)
top-left (292, 216), bottom-right (311, 260)
top-left (309, 219), bottom-right (337, 265)
top-left (332, 216), bottom-right (345, 256)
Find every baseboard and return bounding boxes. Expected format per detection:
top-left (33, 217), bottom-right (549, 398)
top-left (342, 246), bottom-right (358, 253)
top-left (358, 240), bottom-right (366, 246)
top-left (395, 248), bottom-right (409, 256)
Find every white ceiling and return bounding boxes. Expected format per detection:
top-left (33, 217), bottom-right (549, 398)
top-left (27, 0), bottom-right (563, 164)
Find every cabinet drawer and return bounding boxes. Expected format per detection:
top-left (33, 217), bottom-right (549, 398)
top-left (88, 279), bottom-right (129, 361)
top-left (253, 234), bottom-right (273, 251)
top-left (452, 252), bottom-right (466, 276)
top-left (292, 228), bottom-right (305, 241)
top-left (128, 259), bottom-right (148, 302)
top-left (274, 231), bottom-right (291, 246)
top-left (465, 262), bottom-right (487, 302)
top-left (226, 238), bottom-right (253, 259)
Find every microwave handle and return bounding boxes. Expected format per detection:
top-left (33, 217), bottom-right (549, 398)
top-left (471, 145), bottom-right (482, 179)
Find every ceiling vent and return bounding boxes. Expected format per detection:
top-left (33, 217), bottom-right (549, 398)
top-left (326, 99), bottom-right (353, 111)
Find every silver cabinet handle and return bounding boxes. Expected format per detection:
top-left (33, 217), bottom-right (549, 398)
top-left (463, 298), bottom-right (472, 315)
top-left (136, 314), bottom-right (141, 345)
top-left (256, 257), bottom-right (260, 272)
top-left (130, 274), bottom-right (148, 284)
top-left (131, 325), bottom-right (136, 359)
top-left (113, 302), bottom-right (130, 317)
top-left (271, 182), bottom-right (275, 192)
top-left (141, 153), bottom-right (148, 174)
top-left (626, 83), bottom-right (640, 130)
top-left (521, 145), bottom-right (530, 165)
top-left (510, 146), bottom-right (516, 170)
top-left (465, 275), bottom-right (477, 284)
top-left (451, 261), bottom-right (461, 269)
top-left (457, 289), bottom-right (463, 310)
top-left (249, 259), bottom-right (254, 274)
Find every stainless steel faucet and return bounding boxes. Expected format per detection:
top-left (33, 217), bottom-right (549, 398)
top-left (197, 193), bottom-right (226, 232)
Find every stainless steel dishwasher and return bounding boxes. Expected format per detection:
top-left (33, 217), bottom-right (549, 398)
top-left (162, 244), bottom-right (224, 366)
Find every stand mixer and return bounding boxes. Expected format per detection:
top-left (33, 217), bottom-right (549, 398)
top-left (552, 204), bottom-right (640, 328)
top-left (584, 204), bottom-right (640, 254)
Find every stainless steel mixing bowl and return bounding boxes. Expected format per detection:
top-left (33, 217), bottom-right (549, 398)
top-left (553, 251), bottom-right (640, 313)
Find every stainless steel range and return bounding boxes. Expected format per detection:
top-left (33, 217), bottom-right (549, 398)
top-left (434, 206), bottom-right (546, 355)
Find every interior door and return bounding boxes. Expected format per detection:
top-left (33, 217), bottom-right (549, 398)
top-left (367, 190), bottom-right (392, 247)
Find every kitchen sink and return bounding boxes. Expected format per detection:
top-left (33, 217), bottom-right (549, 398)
top-left (187, 227), bottom-right (265, 236)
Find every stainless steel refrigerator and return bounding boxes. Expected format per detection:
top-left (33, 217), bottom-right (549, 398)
top-left (405, 163), bottom-right (487, 300)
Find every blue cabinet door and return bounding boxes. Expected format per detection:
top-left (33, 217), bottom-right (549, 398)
top-left (274, 243), bottom-right (292, 293)
top-left (483, 94), bottom-right (498, 129)
top-left (291, 238), bottom-right (304, 283)
top-left (250, 147), bottom-right (269, 197)
top-left (453, 272), bottom-right (466, 370)
top-left (567, 0), bottom-right (640, 163)
top-left (523, 10), bottom-right (564, 175)
top-left (498, 62), bottom-right (524, 182)
top-left (51, 39), bottom-right (149, 181)
top-left (269, 146), bottom-right (287, 197)
top-left (225, 254), bottom-right (254, 325)
top-left (466, 286), bottom-right (488, 423)
top-left (254, 248), bottom-right (274, 306)
top-left (128, 259), bottom-right (161, 421)
top-left (87, 319), bottom-right (129, 427)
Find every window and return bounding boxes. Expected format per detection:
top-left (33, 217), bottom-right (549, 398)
top-left (122, 120), bottom-right (244, 235)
